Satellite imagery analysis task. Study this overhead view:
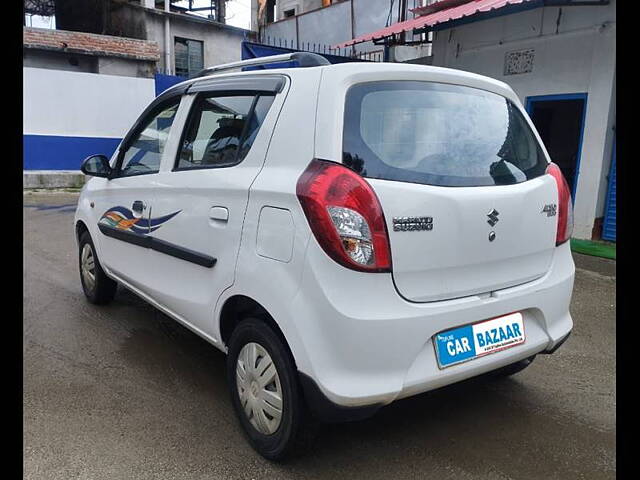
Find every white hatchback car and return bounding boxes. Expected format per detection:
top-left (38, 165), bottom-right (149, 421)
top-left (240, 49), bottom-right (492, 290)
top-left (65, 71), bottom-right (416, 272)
top-left (75, 53), bottom-right (575, 460)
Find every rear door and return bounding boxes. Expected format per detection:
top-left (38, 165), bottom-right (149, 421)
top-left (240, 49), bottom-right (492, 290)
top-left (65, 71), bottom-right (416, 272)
top-left (341, 80), bottom-right (558, 302)
top-left (144, 76), bottom-right (286, 335)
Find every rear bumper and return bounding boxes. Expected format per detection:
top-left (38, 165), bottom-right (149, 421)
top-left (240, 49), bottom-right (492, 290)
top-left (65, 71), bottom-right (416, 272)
top-left (542, 329), bottom-right (572, 355)
top-left (299, 329), bottom-right (573, 424)
top-left (288, 241), bottom-right (575, 410)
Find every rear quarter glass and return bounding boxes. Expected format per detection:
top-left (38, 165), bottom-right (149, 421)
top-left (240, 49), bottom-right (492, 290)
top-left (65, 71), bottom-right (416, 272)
top-left (342, 81), bottom-right (548, 187)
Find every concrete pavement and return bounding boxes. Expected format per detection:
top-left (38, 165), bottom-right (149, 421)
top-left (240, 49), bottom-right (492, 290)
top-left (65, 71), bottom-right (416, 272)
top-left (24, 192), bottom-right (616, 480)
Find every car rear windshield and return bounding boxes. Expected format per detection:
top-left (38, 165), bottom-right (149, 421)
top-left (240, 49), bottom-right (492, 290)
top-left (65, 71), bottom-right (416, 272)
top-left (342, 81), bottom-right (548, 187)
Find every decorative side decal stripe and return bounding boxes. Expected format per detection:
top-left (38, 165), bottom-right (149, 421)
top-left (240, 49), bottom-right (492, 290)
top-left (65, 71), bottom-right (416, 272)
top-left (99, 206), bottom-right (181, 234)
top-left (98, 224), bottom-right (216, 268)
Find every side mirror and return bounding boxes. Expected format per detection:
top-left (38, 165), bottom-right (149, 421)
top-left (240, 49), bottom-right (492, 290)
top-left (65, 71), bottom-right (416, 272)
top-left (80, 154), bottom-right (112, 178)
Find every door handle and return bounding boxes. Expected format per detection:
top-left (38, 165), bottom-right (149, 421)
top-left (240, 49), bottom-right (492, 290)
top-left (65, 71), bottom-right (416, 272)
top-left (209, 206), bottom-right (229, 222)
top-left (132, 200), bottom-right (146, 218)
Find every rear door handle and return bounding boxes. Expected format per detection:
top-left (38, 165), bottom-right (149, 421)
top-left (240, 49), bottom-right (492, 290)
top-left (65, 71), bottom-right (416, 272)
top-left (209, 206), bottom-right (229, 222)
top-left (132, 200), bottom-right (146, 218)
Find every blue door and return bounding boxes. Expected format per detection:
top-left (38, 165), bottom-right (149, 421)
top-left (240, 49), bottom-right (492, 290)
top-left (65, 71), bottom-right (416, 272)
top-left (602, 137), bottom-right (616, 242)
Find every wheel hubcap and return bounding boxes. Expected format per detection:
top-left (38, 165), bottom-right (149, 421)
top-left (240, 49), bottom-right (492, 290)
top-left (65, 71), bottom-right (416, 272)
top-left (81, 244), bottom-right (96, 292)
top-left (236, 342), bottom-right (283, 435)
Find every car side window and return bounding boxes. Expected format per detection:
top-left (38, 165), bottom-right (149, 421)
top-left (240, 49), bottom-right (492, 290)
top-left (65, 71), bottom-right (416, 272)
top-left (117, 99), bottom-right (180, 177)
top-left (236, 96), bottom-right (275, 161)
top-left (176, 94), bottom-right (275, 170)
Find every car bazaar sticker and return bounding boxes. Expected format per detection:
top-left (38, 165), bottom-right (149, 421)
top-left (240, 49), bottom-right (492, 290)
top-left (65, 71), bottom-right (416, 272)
top-left (434, 312), bottom-right (525, 368)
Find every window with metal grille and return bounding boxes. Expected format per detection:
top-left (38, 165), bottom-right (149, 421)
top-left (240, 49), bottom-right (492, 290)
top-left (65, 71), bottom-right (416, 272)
top-left (174, 37), bottom-right (204, 78)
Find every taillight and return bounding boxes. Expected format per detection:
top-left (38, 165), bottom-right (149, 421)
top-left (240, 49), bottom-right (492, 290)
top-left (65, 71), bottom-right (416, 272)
top-left (546, 162), bottom-right (574, 246)
top-left (296, 159), bottom-right (392, 273)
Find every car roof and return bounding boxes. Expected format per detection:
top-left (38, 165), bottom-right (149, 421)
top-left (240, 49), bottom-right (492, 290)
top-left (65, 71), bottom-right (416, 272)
top-left (161, 61), bottom-right (518, 106)
top-left (317, 62), bottom-right (517, 102)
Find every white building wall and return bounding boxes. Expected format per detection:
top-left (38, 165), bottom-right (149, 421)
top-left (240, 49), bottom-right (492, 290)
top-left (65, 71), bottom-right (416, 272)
top-left (257, 0), bottom-right (417, 57)
top-left (23, 67), bottom-right (154, 138)
top-left (23, 67), bottom-right (155, 170)
top-left (431, 3), bottom-right (616, 240)
top-left (144, 13), bottom-right (248, 74)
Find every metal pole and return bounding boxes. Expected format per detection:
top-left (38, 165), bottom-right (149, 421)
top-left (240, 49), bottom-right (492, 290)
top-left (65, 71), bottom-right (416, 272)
top-left (350, 0), bottom-right (356, 57)
top-left (164, 0), bottom-right (172, 75)
top-left (399, 0), bottom-right (407, 44)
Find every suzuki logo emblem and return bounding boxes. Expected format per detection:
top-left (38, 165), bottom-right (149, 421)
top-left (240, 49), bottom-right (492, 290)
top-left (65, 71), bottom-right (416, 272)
top-left (487, 209), bottom-right (500, 227)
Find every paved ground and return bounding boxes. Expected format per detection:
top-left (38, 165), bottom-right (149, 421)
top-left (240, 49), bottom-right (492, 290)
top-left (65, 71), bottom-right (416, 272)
top-left (24, 192), bottom-right (616, 480)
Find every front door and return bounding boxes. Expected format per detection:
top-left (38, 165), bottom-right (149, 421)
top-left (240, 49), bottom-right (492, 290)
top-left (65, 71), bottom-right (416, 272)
top-left (91, 97), bottom-right (182, 291)
top-left (144, 88), bottom-right (282, 336)
top-left (526, 93), bottom-right (587, 201)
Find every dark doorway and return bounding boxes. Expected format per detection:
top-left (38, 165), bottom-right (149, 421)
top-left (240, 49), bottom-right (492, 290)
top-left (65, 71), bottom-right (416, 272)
top-left (525, 93), bottom-right (587, 201)
top-left (266, 0), bottom-right (276, 23)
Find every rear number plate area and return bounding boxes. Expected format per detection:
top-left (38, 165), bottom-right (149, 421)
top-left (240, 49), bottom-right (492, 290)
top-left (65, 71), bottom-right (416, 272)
top-left (434, 312), bottom-right (525, 369)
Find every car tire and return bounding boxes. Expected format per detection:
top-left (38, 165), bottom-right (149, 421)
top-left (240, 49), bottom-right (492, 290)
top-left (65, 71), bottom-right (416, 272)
top-left (227, 317), bottom-right (318, 461)
top-left (78, 230), bottom-right (117, 305)
top-left (492, 355), bottom-right (536, 377)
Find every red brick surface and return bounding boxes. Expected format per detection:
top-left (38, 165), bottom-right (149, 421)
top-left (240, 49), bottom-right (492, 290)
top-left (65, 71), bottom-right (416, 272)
top-left (23, 27), bottom-right (160, 61)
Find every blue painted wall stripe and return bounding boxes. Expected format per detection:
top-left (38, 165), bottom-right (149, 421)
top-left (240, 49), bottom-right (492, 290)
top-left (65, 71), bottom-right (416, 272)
top-left (24, 135), bottom-right (122, 170)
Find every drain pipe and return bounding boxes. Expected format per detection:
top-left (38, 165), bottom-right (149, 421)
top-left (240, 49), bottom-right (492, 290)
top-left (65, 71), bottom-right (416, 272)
top-left (164, 0), bottom-right (171, 75)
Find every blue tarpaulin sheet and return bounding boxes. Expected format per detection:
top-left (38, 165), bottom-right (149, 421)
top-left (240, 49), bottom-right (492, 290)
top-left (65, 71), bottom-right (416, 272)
top-left (240, 41), bottom-right (366, 70)
top-left (154, 73), bottom-right (185, 96)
